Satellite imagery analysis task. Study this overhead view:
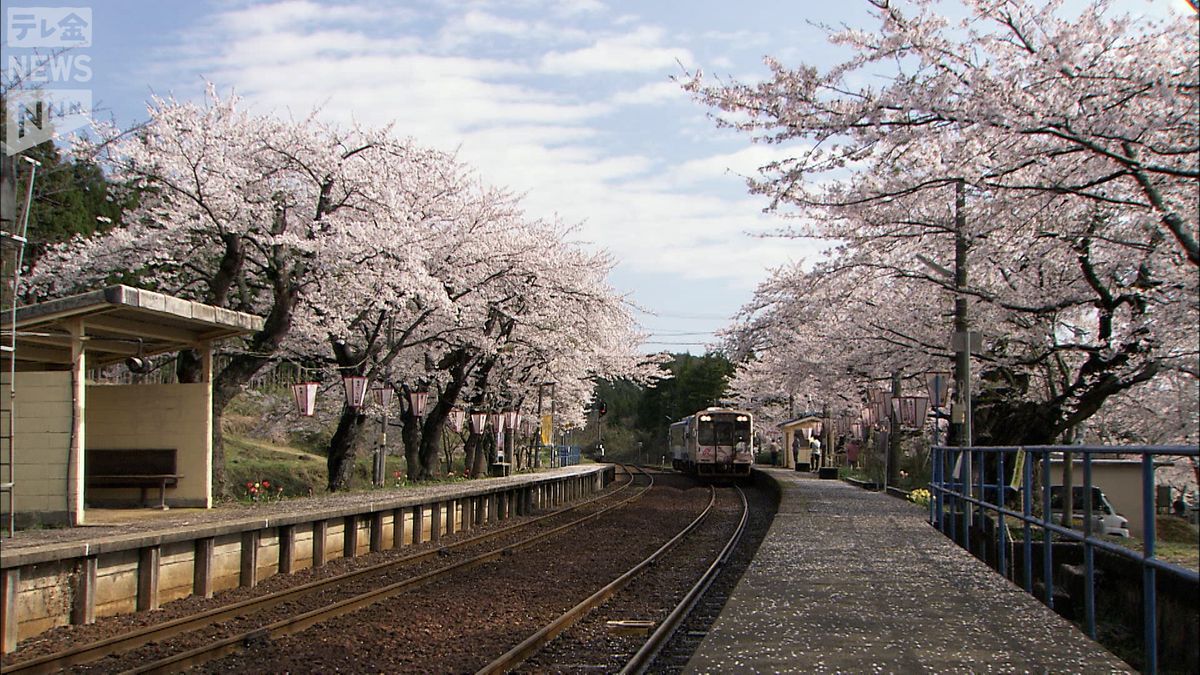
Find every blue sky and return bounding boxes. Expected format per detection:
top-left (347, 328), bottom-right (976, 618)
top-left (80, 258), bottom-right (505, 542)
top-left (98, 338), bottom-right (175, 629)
top-left (4, 0), bottom-right (1193, 352)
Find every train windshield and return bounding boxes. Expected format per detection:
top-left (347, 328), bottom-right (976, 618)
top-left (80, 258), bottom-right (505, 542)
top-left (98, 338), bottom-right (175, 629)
top-left (698, 416), bottom-right (752, 446)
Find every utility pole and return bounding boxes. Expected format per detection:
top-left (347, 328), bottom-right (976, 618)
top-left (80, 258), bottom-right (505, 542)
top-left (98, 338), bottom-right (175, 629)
top-left (822, 403), bottom-right (832, 471)
top-left (887, 371), bottom-right (902, 488)
top-left (952, 179), bottom-right (975, 529)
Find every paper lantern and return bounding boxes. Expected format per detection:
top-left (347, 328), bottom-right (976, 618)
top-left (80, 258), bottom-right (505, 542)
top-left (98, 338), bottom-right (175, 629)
top-left (292, 382), bottom-right (318, 416)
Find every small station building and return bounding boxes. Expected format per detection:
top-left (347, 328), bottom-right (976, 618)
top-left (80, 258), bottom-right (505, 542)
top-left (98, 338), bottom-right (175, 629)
top-left (1, 285), bottom-right (263, 529)
top-left (778, 414), bottom-right (824, 471)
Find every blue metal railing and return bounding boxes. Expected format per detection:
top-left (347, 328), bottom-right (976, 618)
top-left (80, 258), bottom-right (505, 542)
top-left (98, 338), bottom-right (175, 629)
top-left (930, 444), bottom-right (1199, 674)
top-left (553, 445), bottom-right (581, 466)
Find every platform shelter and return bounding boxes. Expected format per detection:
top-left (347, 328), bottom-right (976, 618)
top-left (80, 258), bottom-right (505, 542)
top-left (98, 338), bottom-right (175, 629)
top-left (778, 414), bottom-right (823, 470)
top-left (1, 285), bottom-right (263, 528)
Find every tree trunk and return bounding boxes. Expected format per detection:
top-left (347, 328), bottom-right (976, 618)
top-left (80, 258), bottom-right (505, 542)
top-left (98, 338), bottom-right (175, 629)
top-left (463, 433), bottom-right (481, 478)
top-left (401, 348), bottom-right (473, 481)
top-left (401, 408), bottom-right (424, 482)
top-left (327, 407), bottom-right (368, 491)
top-left (417, 421), bottom-right (443, 479)
top-left (472, 434), bottom-right (491, 477)
top-left (201, 272), bottom-right (298, 495)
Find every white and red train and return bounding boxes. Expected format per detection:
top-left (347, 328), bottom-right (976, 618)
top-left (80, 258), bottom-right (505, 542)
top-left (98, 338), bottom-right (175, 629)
top-left (668, 408), bottom-right (754, 478)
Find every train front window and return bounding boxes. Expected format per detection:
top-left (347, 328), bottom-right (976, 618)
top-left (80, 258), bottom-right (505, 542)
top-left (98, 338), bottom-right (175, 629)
top-left (699, 420), bottom-right (740, 445)
top-left (734, 418), bottom-right (750, 443)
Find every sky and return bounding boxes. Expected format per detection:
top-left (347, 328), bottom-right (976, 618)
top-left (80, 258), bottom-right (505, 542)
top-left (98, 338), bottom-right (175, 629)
top-left (3, 0), bottom-right (1194, 353)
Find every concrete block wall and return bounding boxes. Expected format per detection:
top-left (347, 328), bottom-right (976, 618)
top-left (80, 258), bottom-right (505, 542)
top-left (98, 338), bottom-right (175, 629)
top-left (1, 372), bottom-right (72, 525)
top-left (159, 541), bottom-right (195, 604)
top-left (7, 560), bottom-right (72, 639)
top-left (95, 551), bottom-right (139, 617)
top-left (211, 534), bottom-right (241, 593)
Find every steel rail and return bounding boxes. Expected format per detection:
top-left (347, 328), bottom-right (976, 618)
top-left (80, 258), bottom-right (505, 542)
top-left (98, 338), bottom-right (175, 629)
top-left (118, 466), bottom-right (651, 675)
top-left (474, 476), bottom-right (717, 675)
top-left (620, 485), bottom-right (748, 675)
top-left (5, 467), bottom-right (638, 675)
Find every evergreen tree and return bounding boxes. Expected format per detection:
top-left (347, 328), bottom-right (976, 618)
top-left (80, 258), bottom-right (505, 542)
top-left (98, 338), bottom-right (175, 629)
top-left (16, 140), bottom-right (129, 267)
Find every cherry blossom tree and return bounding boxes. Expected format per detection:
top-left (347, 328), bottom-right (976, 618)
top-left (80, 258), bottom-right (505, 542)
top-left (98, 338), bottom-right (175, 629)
top-left (30, 88), bottom-right (384, 489)
top-left (687, 0), bottom-right (1198, 264)
top-left (26, 88), bottom-right (661, 491)
top-left (347, 210), bottom-right (657, 484)
top-left (690, 0), bottom-right (1198, 445)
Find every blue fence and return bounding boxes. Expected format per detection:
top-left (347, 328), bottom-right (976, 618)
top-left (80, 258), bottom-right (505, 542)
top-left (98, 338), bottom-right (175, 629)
top-left (930, 444), bottom-right (1199, 674)
top-left (552, 445), bottom-right (581, 467)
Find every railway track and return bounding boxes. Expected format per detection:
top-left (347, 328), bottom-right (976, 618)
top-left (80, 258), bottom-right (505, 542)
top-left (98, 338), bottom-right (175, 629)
top-left (484, 480), bottom-right (749, 675)
top-left (5, 466), bottom-right (648, 675)
top-left (185, 468), bottom-right (714, 673)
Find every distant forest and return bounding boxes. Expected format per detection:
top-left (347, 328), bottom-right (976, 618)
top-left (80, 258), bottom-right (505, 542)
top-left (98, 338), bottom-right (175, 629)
top-left (582, 352), bottom-right (734, 463)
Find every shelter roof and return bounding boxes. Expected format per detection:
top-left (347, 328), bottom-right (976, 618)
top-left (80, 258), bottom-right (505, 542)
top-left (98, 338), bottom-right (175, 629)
top-left (779, 414), bottom-right (823, 429)
top-left (1, 285), bottom-right (264, 370)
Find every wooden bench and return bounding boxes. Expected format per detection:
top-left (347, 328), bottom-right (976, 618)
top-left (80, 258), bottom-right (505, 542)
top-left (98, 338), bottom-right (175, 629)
top-left (86, 449), bottom-right (181, 509)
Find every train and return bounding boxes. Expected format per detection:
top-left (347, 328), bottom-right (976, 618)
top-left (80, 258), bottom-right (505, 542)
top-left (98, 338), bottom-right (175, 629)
top-left (668, 407), bottom-right (754, 478)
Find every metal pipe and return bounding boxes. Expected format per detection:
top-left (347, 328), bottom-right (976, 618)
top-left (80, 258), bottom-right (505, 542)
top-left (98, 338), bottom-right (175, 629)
top-left (998, 450), bottom-right (1007, 579)
top-left (1022, 451), bottom-right (1033, 593)
top-left (1041, 450), bottom-right (1054, 608)
top-left (1142, 454), bottom-right (1158, 674)
top-left (1084, 453), bottom-right (1096, 639)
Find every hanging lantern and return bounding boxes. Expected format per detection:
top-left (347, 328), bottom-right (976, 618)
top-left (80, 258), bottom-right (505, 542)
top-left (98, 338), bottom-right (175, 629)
top-left (448, 408), bottom-right (466, 433)
top-left (409, 389), bottom-right (429, 417)
top-left (292, 382), bottom-right (319, 416)
top-left (489, 411), bottom-right (503, 432)
top-left (800, 427), bottom-right (813, 441)
top-left (372, 384), bottom-right (393, 408)
top-left (925, 371), bottom-right (951, 409)
top-left (342, 375), bottom-right (368, 408)
top-left (503, 410), bottom-right (521, 431)
top-left (902, 396), bottom-right (928, 427)
top-left (470, 411), bottom-right (488, 434)
top-left (813, 420), bottom-right (823, 436)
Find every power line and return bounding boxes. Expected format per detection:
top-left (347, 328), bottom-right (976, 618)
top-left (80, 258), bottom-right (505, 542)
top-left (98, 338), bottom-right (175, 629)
top-left (644, 331), bottom-right (717, 337)
top-left (634, 308), bottom-right (732, 320)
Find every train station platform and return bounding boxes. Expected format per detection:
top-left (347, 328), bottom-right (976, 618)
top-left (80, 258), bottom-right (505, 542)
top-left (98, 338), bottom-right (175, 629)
top-left (685, 468), bottom-right (1131, 673)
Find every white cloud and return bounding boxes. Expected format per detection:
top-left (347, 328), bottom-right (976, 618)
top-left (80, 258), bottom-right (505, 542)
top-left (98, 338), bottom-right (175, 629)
top-left (553, 0), bottom-right (607, 17)
top-left (673, 145), bottom-right (802, 185)
top-left (436, 10), bottom-right (591, 50)
top-left (539, 26), bottom-right (694, 75)
top-left (164, 0), bottom-right (803, 320)
top-left (214, 0), bottom-right (395, 35)
top-left (609, 80), bottom-right (686, 106)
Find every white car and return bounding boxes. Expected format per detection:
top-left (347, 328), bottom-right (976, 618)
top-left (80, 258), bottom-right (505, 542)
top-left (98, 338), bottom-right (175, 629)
top-left (1050, 485), bottom-right (1130, 538)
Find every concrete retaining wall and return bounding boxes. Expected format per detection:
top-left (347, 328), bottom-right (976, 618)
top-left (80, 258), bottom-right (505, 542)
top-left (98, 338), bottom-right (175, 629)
top-left (2, 467), bottom-right (610, 652)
